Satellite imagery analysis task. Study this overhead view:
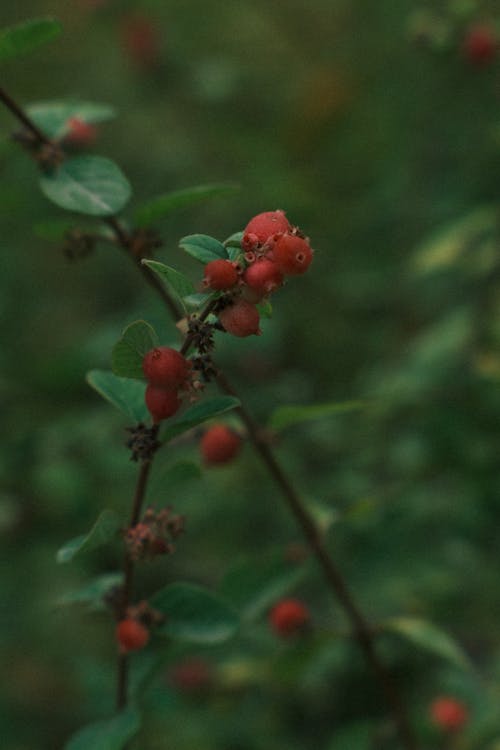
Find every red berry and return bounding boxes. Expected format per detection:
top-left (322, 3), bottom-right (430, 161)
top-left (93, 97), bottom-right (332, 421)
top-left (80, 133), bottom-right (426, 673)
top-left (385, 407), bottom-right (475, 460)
top-left (218, 299), bottom-right (261, 337)
top-left (269, 599), bottom-right (310, 637)
top-left (202, 259), bottom-right (239, 291)
top-left (272, 234), bottom-right (313, 276)
top-left (430, 697), bottom-right (469, 732)
top-left (463, 25), bottom-right (497, 66)
top-left (121, 14), bottom-right (160, 68)
top-left (143, 347), bottom-right (189, 388)
top-left (116, 618), bottom-right (149, 652)
top-left (145, 384), bottom-right (181, 423)
top-left (170, 658), bottom-right (212, 693)
top-left (242, 211), bottom-right (291, 251)
top-left (201, 424), bottom-right (242, 465)
top-left (64, 117), bottom-right (97, 146)
top-left (243, 258), bottom-right (283, 297)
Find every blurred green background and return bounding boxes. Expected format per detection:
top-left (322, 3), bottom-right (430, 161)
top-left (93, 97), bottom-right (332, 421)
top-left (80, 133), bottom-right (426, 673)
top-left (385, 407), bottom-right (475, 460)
top-left (3, 1), bottom-right (500, 748)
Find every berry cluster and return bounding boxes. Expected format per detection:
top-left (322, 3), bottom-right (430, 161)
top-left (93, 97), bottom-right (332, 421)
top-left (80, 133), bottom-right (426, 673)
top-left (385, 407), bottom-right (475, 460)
top-left (142, 346), bottom-right (190, 423)
top-left (203, 211), bottom-right (314, 338)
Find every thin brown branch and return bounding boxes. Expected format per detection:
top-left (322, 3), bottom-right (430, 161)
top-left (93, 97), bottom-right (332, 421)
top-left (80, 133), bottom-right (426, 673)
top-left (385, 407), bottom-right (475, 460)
top-left (0, 86), bottom-right (52, 146)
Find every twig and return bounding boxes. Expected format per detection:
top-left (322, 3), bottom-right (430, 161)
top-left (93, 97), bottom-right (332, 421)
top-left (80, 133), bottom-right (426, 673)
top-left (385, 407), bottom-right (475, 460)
top-left (0, 86), bottom-right (52, 146)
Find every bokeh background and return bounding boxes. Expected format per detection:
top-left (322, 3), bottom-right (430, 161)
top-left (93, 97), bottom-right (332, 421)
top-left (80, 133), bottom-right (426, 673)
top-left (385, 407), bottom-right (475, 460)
top-left (2, 1), bottom-right (500, 748)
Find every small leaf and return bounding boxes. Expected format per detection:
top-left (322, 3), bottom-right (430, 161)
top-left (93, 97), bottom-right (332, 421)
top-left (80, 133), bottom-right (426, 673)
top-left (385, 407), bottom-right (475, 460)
top-left (57, 573), bottom-right (124, 609)
top-left (268, 400), bottom-right (366, 432)
top-left (224, 231), bottom-right (244, 261)
top-left (39, 156), bottom-right (131, 217)
top-left (220, 554), bottom-right (307, 621)
top-left (27, 100), bottom-right (115, 139)
top-left (179, 234), bottom-right (228, 264)
top-left (151, 582), bottom-right (239, 644)
top-left (384, 617), bottom-right (472, 671)
top-left (111, 320), bottom-right (158, 379)
top-left (134, 183), bottom-right (238, 228)
top-left (57, 510), bottom-right (122, 563)
top-left (86, 369), bottom-right (148, 422)
top-left (0, 18), bottom-right (62, 63)
top-left (184, 292), bottom-right (213, 309)
top-left (141, 260), bottom-right (195, 315)
top-left (161, 396), bottom-right (240, 442)
top-left (64, 708), bottom-right (141, 750)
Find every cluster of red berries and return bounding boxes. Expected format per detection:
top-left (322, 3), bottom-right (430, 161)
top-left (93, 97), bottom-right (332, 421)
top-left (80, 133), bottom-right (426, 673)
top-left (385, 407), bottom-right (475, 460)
top-left (200, 424), bottom-right (242, 465)
top-left (202, 210), bottom-right (314, 337)
top-left (269, 598), bottom-right (310, 637)
top-left (142, 346), bottom-right (190, 423)
top-left (430, 696), bottom-right (469, 732)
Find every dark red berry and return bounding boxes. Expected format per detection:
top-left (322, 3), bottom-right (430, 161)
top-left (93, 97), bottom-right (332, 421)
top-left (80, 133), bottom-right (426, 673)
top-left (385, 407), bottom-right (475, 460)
top-left (64, 117), bottom-right (97, 146)
top-left (269, 599), bottom-right (310, 637)
top-left (218, 299), bottom-right (261, 337)
top-left (430, 697), bottom-right (469, 732)
top-left (463, 25), bottom-right (497, 66)
top-left (145, 385), bottom-right (181, 423)
top-left (116, 618), bottom-right (149, 652)
top-left (202, 259), bottom-right (239, 290)
top-left (143, 347), bottom-right (189, 388)
top-left (170, 658), bottom-right (212, 693)
top-left (272, 234), bottom-right (313, 276)
top-left (242, 211), bottom-right (291, 251)
top-left (243, 258), bottom-right (283, 297)
top-left (121, 14), bottom-right (160, 69)
top-left (200, 424), bottom-right (242, 465)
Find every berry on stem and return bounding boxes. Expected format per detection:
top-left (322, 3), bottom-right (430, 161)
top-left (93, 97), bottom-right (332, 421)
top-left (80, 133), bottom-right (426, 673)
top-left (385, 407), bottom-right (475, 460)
top-left (242, 210), bottom-right (291, 251)
top-left (269, 598), bottom-right (310, 637)
top-left (430, 696), bottom-right (469, 732)
top-left (116, 618), bottom-right (149, 652)
top-left (143, 346), bottom-right (189, 388)
top-left (243, 258), bottom-right (283, 297)
top-left (218, 299), bottom-right (261, 337)
top-left (272, 234), bottom-right (313, 276)
top-left (201, 424), bottom-right (242, 465)
top-left (145, 384), bottom-right (181, 423)
top-left (202, 259), bottom-right (239, 290)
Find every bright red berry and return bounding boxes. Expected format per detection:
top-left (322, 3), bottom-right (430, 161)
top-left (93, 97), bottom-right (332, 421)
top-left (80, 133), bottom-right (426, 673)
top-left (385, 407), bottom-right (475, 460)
top-left (201, 424), bottom-right (242, 465)
top-left (463, 25), bottom-right (497, 66)
top-left (145, 384), bottom-right (181, 423)
top-left (170, 658), bottom-right (212, 693)
top-left (116, 618), bottom-right (149, 652)
top-left (272, 234), bottom-right (313, 276)
top-left (143, 347), bottom-right (189, 388)
top-left (202, 259), bottom-right (239, 290)
top-left (218, 299), bottom-right (261, 337)
top-left (64, 117), bottom-right (97, 146)
top-left (430, 696), bottom-right (469, 732)
top-left (243, 258), bottom-right (283, 297)
top-left (269, 599), bottom-right (310, 637)
top-left (242, 211), bottom-right (291, 251)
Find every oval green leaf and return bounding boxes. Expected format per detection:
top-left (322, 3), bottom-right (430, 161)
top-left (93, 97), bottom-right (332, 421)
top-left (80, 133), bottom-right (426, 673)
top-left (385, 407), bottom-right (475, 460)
top-left (161, 396), bottom-right (240, 442)
top-left (384, 617), bottom-right (472, 671)
top-left (151, 582), bottom-right (239, 644)
top-left (39, 156), bottom-right (131, 216)
top-left (86, 369), bottom-right (148, 423)
top-left (179, 234), bottom-right (228, 263)
top-left (0, 17), bottom-right (62, 63)
top-left (141, 260), bottom-right (195, 314)
top-left (64, 708), bottom-right (141, 750)
top-left (57, 572), bottom-right (124, 609)
top-left (56, 510), bottom-right (122, 564)
top-left (134, 183), bottom-right (238, 228)
top-left (111, 320), bottom-right (158, 379)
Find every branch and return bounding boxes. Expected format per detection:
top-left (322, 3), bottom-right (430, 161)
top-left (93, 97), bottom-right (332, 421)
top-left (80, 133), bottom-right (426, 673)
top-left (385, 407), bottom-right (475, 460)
top-left (0, 86), bottom-right (53, 146)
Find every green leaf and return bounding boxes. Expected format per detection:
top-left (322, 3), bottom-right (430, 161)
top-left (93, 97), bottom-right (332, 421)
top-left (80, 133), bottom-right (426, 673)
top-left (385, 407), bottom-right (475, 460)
top-left (268, 400), bottom-right (366, 432)
top-left (86, 370), bottom-right (148, 422)
top-left (141, 260), bottom-right (195, 315)
top-left (220, 554), bottom-right (307, 621)
top-left (179, 234), bottom-right (228, 264)
top-left (111, 320), bottom-right (158, 379)
top-left (184, 292), bottom-right (213, 309)
top-left (64, 708), bottom-right (141, 750)
top-left (161, 396), bottom-right (240, 442)
top-left (151, 582), bottom-right (239, 644)
top-left (57, 510), bottom-right (122, 563)
top-left (27, 100), bottom-right (115, 140)
top-left (57, 573), bottom-right (124, 609)
top-left (0, 18), bottom-right (62, 63)
top-left (257, 300), bottom-right (273, 319)
top-left (134, 183), bottom-right (238, 228)
top-left (39, 156), bottom-right (131, 217)
top-left (384, 617), bottom-right (472, 671)
top-left (224, 231), bottom-right (244, 261)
